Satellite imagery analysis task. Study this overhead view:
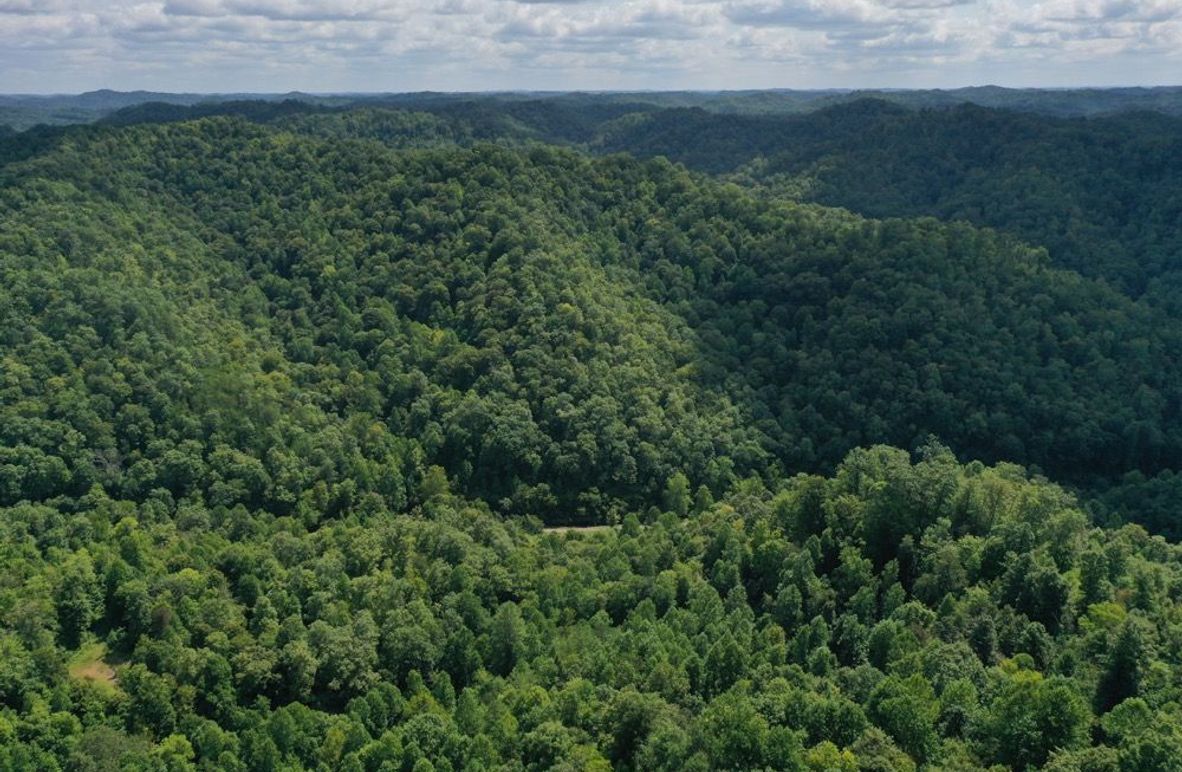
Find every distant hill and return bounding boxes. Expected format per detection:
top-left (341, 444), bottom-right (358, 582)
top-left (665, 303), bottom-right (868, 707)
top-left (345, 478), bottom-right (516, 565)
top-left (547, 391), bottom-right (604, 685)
top-left (13, 92), bottom-right (1182, 303)
top-left (4, 85), bottom-right (1182, 131)
top-left (0, 89), bottom-right (352, 130)
top-left (586, 100), bottom-right (1182, 296)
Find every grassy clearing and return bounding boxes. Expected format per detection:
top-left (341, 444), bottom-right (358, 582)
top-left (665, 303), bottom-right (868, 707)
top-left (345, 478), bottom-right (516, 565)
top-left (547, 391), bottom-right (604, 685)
top-left (541, 525), bottom-right (615, 536)
top-left (68, 641), bottom-right (120, 694)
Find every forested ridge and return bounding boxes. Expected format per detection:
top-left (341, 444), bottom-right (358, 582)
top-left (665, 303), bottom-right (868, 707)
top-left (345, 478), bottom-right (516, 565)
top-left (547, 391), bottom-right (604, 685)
top-left (590, 101), bottom-right (1182, 296)
top-left (5, 115), bottom-right (1182, 524)
top-left (6, 85), bottom-right (1182, 131)
top-left (2, 101), bottom-right (1182, 769)
top-left (70, 93), bottom-right (1182, 298)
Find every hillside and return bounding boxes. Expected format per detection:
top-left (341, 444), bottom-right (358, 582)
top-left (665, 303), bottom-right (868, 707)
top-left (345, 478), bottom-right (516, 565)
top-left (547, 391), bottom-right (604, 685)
top-left (585, 102), bottom-right (1182, 297)
top-left (52, 92), bottom-right (1182, 303)
top-left (5, 118), bottom-right (1182, 524)
top-left (3, 111), bottom-right (1182, 768)
top-left (101, 96), bottom-right (1182, 299)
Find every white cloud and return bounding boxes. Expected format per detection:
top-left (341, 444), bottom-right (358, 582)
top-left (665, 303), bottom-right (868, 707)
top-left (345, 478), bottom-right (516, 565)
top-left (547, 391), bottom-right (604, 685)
top-left (724, 0), bottom-right (890, 29)
top-left (0, 0), bottom-right (1178, 92)
top-left (166, 0), bottom-right (410, 21)
top-left (1041, 0), bottom-right (1181, 23)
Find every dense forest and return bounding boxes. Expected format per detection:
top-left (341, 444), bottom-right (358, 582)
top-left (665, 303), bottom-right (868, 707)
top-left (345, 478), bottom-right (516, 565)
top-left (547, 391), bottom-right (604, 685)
top-left (70, 93), bottom-right (1182, 299)
top-left (5, 112), bottom-right (1182, 526)
top-left (3, 93), bottom-right (1182, 768)
top-left (589, 101), bottom-right (1182, 297)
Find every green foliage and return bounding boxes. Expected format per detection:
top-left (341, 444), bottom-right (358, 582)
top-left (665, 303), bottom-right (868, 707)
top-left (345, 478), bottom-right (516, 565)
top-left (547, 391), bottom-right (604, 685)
top-left (597, 100), bottom-right (1182, 296)
top-left (866, 674), bottom-right (939, 763)
top-left (973, 663), bottom-right (1091, 769)
top-left (0, 441), bottom-right (1178, 768)
top-left (7, 114), bottom-right (1182, 531)
top-left (3, 102), bottom-right (1182, 770)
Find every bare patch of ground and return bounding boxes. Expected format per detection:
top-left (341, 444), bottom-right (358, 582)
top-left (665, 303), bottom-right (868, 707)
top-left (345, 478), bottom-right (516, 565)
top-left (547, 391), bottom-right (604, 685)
top-left (541, 525), bottom-right (615, 536)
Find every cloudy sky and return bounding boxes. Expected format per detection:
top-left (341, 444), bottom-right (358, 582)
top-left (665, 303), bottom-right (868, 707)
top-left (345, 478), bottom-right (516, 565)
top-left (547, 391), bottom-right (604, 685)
top-left (2, 0), bottom-right (1180, 93)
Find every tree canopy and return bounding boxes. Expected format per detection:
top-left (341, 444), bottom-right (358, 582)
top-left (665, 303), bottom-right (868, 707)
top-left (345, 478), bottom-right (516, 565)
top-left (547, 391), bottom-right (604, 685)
top-left (3, 98), bottom-right (1182, 769)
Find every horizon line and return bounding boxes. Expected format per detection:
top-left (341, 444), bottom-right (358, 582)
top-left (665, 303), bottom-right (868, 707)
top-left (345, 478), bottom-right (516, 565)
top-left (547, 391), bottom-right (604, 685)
top-left (5, 84), bottom-right (1182, 99)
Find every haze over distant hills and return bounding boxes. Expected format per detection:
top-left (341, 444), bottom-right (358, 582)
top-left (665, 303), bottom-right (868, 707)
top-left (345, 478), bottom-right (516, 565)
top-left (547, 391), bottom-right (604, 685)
top-left (5, 85), bottom-right (1182, 131)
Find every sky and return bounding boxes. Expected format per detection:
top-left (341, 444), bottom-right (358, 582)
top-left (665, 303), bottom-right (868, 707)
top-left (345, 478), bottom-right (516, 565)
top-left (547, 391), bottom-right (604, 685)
top-left (1, 0), bottom-right (1180, 93)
